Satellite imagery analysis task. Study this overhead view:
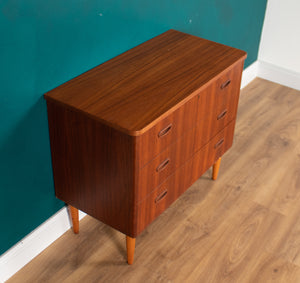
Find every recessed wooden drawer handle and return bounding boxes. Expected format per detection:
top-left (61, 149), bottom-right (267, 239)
top-left (220, 79), bottom-right (231, 89)
top-left (156, 158), bottom-right (170, 172)
top-left (214, 138), bottom-right (224, 149)
top-left (217, 109), bottom-right (228, 120)
top-left (155, 190), bottom-right (168, 204)
top-left (158, 124), bottom-right (172, 138)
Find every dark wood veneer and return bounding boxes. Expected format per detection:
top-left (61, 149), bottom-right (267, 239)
top-left (194, 61), bottom-right (244, 151)
top-left (136, 120), bottom-right (236, 234)
top-left (136, 126), bottom-right (196, 203)
top-left (47, 101), bottom-right (136, 236)
top-left (136, 95), bottom-right (198, 168)
top-left (44, 29), bottom-right (246, 264)
top-left (45, 29), bottom-right (246, 135)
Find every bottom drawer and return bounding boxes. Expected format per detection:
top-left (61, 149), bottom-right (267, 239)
top-left (135, 156), bottom-right (194, 235)
top-left (190, 119), bottom-right (235, 181)
top-left (135, 120), bottom-right (235, 235)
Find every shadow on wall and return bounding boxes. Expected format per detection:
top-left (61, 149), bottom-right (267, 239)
top-left (0, 97), bottom-right (63, 255)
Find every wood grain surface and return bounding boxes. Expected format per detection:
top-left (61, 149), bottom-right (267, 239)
top-left (47, 101), bottom-right (136, 236)
top-left (10, 79), bottom-right (300, 282)
top-left (136, 126), bottom-right (195, 202)
top-left (45, 30), bottom-right (245, 241)
top-left (194, 61), bottom-right (243, 151)
top-left (44, 29), bottom-right (246, 135)
top-left (135, 119), bottom-right (235, 234)
top-left (136, 95), bottom-right (198, 168)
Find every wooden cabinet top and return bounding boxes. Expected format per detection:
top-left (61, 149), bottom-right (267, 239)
top-left (44, 29), bottom-right (246, 136)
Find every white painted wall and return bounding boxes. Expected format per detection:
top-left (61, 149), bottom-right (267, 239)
top-left (258, 0), bottom-right (300, 74)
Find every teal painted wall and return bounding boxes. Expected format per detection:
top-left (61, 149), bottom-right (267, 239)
top-left (0, 0), bottom-right (267, 255)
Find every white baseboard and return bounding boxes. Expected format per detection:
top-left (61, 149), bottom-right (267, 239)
top-left (0, 207), bottom-right (86, 282)
top-left (257, 60), bottom-right (300, 91)
top-left (241, 61), bottom-right (258, 89)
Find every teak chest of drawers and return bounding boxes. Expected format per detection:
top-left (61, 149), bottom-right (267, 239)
top-left (44, 30), bottom-right (246, 264)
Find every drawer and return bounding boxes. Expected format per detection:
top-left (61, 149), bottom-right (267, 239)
top-left (195, 62), bottom-right (243, 151)
top-left (135, 120), bottom-right (236, 235)
top-left (214, 61), bottom-right (243, 121)
top-left (136, 95), bottom-right (198, 168)
top-left (136, 126), bottom-right (195, 203)
top-left (191, 119), bottom-right (236, 180)
top-left (136, 156), bottom-right (194, 235)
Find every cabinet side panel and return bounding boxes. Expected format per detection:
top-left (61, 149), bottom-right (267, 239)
top-left (46, 101), bottom-right (136, 236)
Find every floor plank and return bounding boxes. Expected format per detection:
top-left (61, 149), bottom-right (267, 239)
top-left (7, 78), bottom-right (300, 283)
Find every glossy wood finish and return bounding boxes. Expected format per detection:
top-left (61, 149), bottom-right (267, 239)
top-left (136, 126), bottom-right (195, 202)
top-left (194, 61), bottom-right (244, 151)
top-left (46, 101), bottom-right (136, 237)
top-left (136, 120), bottom-right (235, 234)
top-left (212, 158), bottom-right (222, 180)
top-left (191, 120), bottom-right (235, 181)
top-left (45, 30), bottom-right (246, 264)
top-left (136, 157), bottom-right (194, 234)
top-left (126, 236), bottom-right (136, 265)
top-left (136, 95), bottom-right (198, 168)
top-left (68, 205), bottom-right (79, 234)
top-left (44, 30), bottom-right (246, 136)
top-left (11, 79), bottom-right (300, 282)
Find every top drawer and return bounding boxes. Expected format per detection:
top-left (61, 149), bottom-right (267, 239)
top-left (213, 61), bottom-right (243, 119)
top-left (136, 95), bottom-right (198, 168)
top-left (195, 61), bottom-right (243, 150)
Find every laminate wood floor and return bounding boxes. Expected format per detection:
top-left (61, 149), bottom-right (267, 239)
top-left (8, 78), bottom-right (300, 283)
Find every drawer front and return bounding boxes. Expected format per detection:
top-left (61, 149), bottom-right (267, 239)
top-left (137, 95), bottom-right (198, 168)
top-left (136, 126), bottom-right (195, 203)
top-left (136, 157), bottom-right (194, 235)
top-left (195, 62), bottom-right (243, 151)
top-left (191, 119), bottom-right (236, 180)
top-left (135, 120), bottom-right (236, 235)
top-left (214, 61), bottom-right (243, 123)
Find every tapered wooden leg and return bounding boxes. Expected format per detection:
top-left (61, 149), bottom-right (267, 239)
top-left (68, 205), bottom-right (79, 234)
top-left (212, 157), bottom-right (222, 180)
top-left (126, 236), bottom-right (136, 265)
